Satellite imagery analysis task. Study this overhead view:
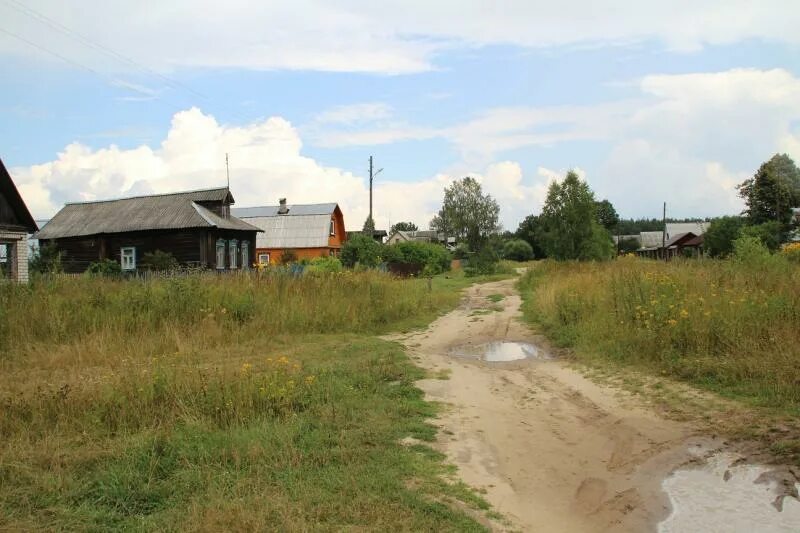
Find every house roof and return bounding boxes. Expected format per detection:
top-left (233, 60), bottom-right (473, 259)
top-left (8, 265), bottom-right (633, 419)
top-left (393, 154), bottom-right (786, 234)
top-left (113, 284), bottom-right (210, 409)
top-left (232, 203), bottom-right (341, 249)
top-left (232, 203), bottom-right (337, 218)
top-left (34, 187), bottom-right (259, 240)
top-left (0, 158), bottom-right (38, 233)
top-left (664, 232), bottom-right (699, 248)
top-left (389, 229), bottom-right (441, 241)
top-left (665, 222), bottom-right (708, 240)
top-left (639, 231), bottom-right (664, 249)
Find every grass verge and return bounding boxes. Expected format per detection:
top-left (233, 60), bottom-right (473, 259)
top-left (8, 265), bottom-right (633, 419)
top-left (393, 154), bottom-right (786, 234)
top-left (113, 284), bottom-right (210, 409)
top-left (0, 271), bottom-right (503, 530)
top-left (518, 257), bottom-right (800, 464)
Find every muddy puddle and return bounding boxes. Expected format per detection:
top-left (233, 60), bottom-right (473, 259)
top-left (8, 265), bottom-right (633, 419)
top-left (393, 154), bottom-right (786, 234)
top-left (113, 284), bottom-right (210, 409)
top-left (451, 341), bottom-right (547, 362)
top-left (659, 451), bottom-right (800, 532)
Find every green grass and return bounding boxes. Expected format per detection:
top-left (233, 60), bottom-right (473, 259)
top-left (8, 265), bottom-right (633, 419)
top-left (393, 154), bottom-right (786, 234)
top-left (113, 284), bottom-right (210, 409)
top-left (518, 257), bottom-right (800, 463)
top-left (0, 271), bottom-right (500, 531)
top-left (486, 294), bottom-right (504, 303)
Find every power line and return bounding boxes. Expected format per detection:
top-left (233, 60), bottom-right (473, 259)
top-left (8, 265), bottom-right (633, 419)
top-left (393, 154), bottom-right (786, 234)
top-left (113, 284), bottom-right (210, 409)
top-left (0, 0), bottom-right (254, 125)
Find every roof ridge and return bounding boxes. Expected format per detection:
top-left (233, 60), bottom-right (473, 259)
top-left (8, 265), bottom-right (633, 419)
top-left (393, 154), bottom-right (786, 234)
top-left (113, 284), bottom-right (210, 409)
top-left (64, 186), bottom-right (230, 205)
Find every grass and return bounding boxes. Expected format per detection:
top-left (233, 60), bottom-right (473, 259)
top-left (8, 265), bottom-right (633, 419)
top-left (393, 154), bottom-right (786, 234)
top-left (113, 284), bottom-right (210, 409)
top-left (0, 270), bottom-right (499, 531)
top-left (486, 294), bottom-right (505, 303)
top-left (518, 256), bottom-right (800, 462)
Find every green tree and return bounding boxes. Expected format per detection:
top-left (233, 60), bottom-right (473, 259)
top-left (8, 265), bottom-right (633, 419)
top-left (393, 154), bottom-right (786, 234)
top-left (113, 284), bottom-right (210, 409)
top-left (595, 199), bottom-right (620, 231)
top-left (362, 215), bottom-right (376, 234)
top-left (29, 243), bottom-right (63, 274)
top-left (540, 171), bottom-right (614, 261)
top-left (737, 154), bottom-right (800, 226)
top-left (430, 177), bottom-right (500, 250)
top-left (740, 221), bottom-right (783, 252)
top-left (502, 239), bottom-right (534, 261)
top-left (704, 216), bottom-right (745, 258)
top-left (389, 221), bottom-right (418, 234)
top-left (618, 237), bottom-right (640, 254)
top-left (514, 214), bottom-right (547, 259)
top-left (340, 234), bottom-right (384, 268)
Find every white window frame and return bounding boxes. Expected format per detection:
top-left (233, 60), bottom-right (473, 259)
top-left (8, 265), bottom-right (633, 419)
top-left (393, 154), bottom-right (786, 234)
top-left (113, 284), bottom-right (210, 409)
top-left (229, 239), bottom-right (238, 269)
top-left (121, 247), bottom-right (136, 271)
top-left (258, 253), bottom-right (270, 265)
top-left (330, 218), bottom-right (335, 236)
top-left (216, 239), bottom-right (226, 270)
top-left (241, 241), bottom-right (249, 270)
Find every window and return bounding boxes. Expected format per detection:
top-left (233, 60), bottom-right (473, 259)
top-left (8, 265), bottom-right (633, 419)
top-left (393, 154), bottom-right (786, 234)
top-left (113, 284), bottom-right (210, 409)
top-left (241, 241), bottom-right (249, 270)
top-left (121, 247), bottom-right (136, 271)
top-left (330, 218), bottom-right (335, 236)
top-left (216, 240), bottom-right (226, 269)
top-left (229, 240), bottom-right (238, 269)
top-left (258, 253), bottom-right (270, 265)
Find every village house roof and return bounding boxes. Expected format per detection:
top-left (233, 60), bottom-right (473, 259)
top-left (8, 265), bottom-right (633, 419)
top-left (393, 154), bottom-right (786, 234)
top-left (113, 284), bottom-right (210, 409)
top-left (664, 232), bottom-right (699, 248)
top-left (34, 187), bottom-right (259, 240)
top-left (0, 158), bottom-right (38, 233)
top-left (232, 202), bottom-right (341, 249)
top-left (639, 231), bottom-right (664, 249)
top-left (665, 222), bottom-right (708, 241)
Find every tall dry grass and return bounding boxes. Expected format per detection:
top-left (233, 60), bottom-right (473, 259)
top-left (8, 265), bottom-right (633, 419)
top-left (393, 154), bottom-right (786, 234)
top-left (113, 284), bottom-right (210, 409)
top-left (520, 255), bottom-right (800, 412)
top-left (0, 271), bottom-right (490, 530)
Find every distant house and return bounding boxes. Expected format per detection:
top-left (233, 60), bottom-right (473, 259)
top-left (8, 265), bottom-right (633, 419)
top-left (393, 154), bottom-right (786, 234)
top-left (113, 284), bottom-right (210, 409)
top-left (34, 187), bottom-right (259, 273)
top-left (346, 229), bottom-right (387, 243)
top-left (638, 231), bottom-right (664, 251)
top-left (664, 232), bottom-right (704, 258)
top-left (790, 208), bottom-right (800, 242)
top-left (0, 158), bottom-right (38, 282)
top-left (232, 199), bottom-right (346, 265)
top-left (386, 229), bottom-right (455, 249)
top-left (665, 222), bottom-right (708, 241)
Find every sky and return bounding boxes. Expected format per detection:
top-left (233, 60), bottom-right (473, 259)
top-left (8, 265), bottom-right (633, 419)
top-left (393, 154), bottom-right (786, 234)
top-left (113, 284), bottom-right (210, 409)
top-left (1, 1), bottom-right (800, 232)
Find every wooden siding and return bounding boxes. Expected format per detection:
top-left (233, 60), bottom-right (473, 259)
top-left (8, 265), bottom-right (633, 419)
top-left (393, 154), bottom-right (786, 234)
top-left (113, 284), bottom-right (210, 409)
top-left (42, 228), bottom-right (257, 273)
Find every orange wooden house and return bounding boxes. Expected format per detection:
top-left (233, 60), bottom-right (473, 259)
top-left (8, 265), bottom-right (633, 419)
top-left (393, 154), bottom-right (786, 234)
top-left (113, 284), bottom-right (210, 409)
top-left (232, 199), bottom-right (346, 265)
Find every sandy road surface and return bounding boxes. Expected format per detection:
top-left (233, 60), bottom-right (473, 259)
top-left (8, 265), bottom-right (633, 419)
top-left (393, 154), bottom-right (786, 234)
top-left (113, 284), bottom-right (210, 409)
top-left (395, 278), bottom-right (704, 532)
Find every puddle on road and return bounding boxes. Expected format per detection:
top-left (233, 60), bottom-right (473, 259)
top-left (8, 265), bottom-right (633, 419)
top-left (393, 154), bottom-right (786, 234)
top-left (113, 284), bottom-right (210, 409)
top-left (659, 451), bottom-right (800, 533)
top-left (452, 341), bottom-right (547, 362)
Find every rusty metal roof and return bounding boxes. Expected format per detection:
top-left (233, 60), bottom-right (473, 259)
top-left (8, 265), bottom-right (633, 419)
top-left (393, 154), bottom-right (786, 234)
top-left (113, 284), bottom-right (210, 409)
top-left (34, 187), bottom-right (260, 239)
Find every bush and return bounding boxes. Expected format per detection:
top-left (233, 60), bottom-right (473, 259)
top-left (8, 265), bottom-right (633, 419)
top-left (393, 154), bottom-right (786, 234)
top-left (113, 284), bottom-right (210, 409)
top-left (29, 243), bottom-right (63, 274)
top-left (782, 242), bottom-right (800, 263)
top-left (280, 249), bottom-right (298, 265)
top-left (502, 239), bottom-right (534, 261)
top-left (740, 221), bottom-right (783, 252)
top-left (704, 216), bottom-right (745, 258)
top-left (340, 234), bottom-right (385, 269)
top-left (386, 241), bottom-right (451, 275)
top-left (732, 235), bottom-right (772, 266)
top-left (86, 258), bottom-right (122, 276)
top-left (618, 237), bottom-right (640, 254)
top-left (140, 250), bottom-right (178, 271)
top-left (452, 243), bottom-right (470, 260)
top-left (465, 245), bottom-right (500, 277)
top-left (305, 256), bottom-right (343, 273)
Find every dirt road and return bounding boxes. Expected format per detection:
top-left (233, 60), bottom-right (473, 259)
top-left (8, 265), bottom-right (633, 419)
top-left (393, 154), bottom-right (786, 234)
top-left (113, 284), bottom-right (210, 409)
top-left (398, 278), bottom-right (703, 532)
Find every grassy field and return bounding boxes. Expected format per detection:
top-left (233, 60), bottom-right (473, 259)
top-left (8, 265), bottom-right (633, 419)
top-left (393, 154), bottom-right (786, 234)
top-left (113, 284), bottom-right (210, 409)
top-left (519, 255), bottom-right (800, 459)
top-left (0, 270), bottom-right (503, 531)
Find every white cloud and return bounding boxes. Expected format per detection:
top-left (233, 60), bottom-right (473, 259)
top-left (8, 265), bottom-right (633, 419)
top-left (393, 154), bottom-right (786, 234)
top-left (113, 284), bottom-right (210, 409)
top-left (1, 1), bottom-right (798, 74)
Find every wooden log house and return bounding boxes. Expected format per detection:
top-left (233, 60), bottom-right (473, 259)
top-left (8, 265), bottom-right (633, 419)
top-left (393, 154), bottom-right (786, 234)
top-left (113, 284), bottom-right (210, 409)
top-left (0, 158), bottom-right (38, 282)
top-left (35, 187), bottom-right (260, 273)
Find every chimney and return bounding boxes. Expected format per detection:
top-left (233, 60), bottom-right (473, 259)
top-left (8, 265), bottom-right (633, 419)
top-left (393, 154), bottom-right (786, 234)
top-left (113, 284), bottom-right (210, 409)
top-left (278, 198), bottom-right (289, 215)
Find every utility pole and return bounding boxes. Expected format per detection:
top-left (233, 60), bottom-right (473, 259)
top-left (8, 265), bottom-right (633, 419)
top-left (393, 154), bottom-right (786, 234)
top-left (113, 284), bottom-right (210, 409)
top-left (225, 153), bottom-right (230, 189)
top-left (368, 155), bottom-right (383, 223)
top-left (662, 201), bottom-right (667, 261)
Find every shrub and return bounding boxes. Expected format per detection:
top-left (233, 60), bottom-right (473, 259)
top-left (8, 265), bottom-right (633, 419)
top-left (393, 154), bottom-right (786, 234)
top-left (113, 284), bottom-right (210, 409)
top-left (86, 258), bottom-right (122, 275)
top-left (781, 242), bottom-right (800, 263)
top-left (29, 243), bottom-right (63, 274)
top-left (340, 234), bottom-right (385, 268)
top-left (618, 237), bottom-right (640, 254)
top-left (704, 216), bottom-right (745, 258)
top-left (387, 241), bottom-right (451, 275)
top-left (465, 245), bottom-right (500, 277)
top-left (740, 221), bottom-right (783, 252)
top-left (306, 256), bottom-right (343, 273)
top-left (502, 239), bottom-right (534, 261)
top-left (280, 249), bottom-right (298, 265)
top-left (140, 250), bottom-right (178, 271)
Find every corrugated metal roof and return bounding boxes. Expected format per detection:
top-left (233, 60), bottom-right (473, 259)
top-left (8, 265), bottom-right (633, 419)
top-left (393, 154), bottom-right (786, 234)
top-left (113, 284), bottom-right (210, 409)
top-left (34, 188), bottom-right (259, 239)
top-left (666, 222), bottom-right (707, 240)
top-left (232, 203), bottom-right (337, 218)
top-left (639, 231), bottom-right (664, 249)
top-left (246, 214), bottom-right (332, 248)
